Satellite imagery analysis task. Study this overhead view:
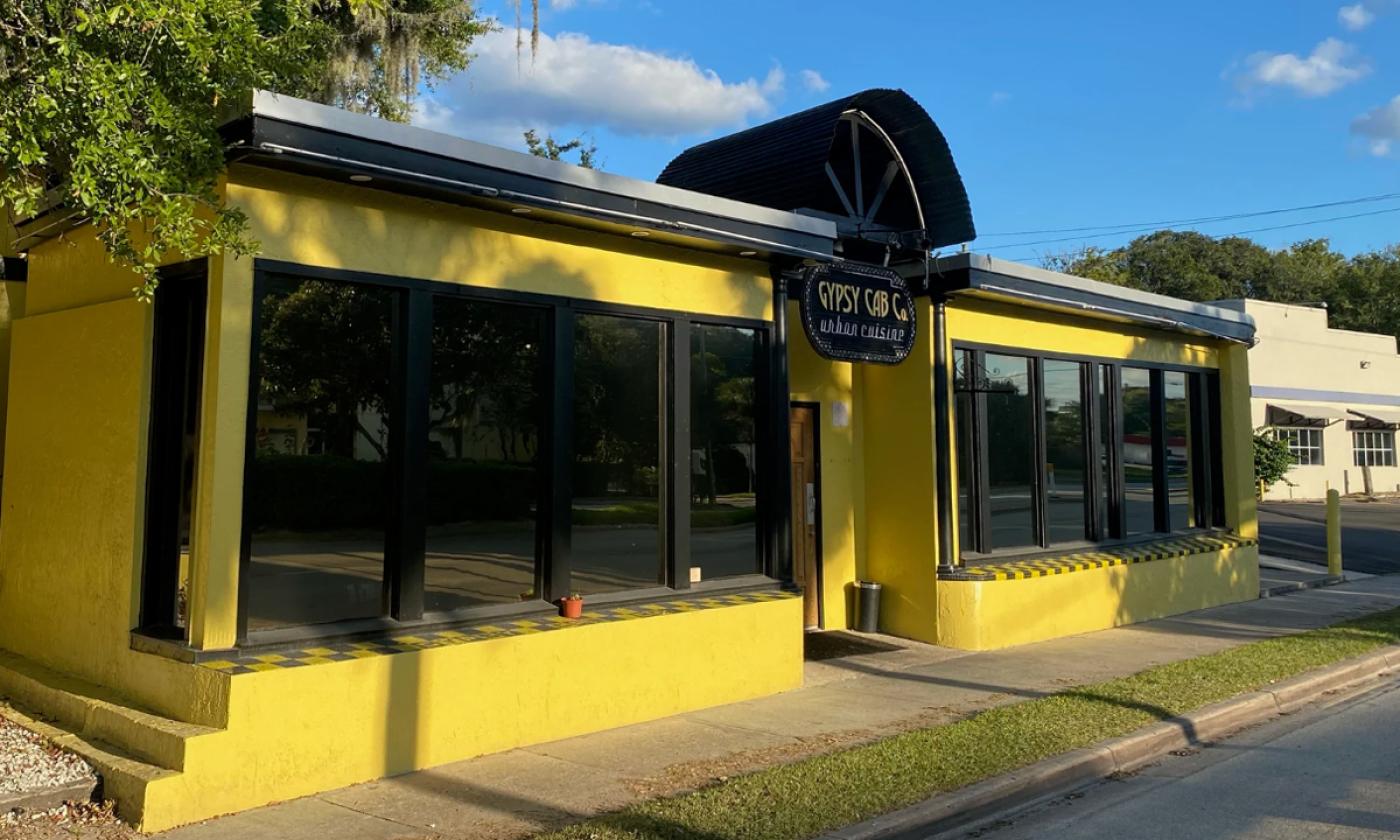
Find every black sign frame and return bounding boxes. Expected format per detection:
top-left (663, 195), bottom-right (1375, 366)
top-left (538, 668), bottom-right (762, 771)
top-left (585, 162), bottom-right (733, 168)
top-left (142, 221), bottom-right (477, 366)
top-left (797, 262), bottom-right (916, 365)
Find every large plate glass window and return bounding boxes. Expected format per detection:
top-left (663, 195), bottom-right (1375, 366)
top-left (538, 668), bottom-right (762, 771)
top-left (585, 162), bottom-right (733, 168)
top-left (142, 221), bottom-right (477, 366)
top-left (1043, 360), bottom-right (1087, 544)
top-left (690, 324), bottom-right (763, 579)
top-left (1120, 367), bottom-right (1157, 535)
top-left (424, 297), bottom-right (547, 610)
top-left (983, 353), bottom-right (1036, 550)
top-left (571, 313), bottom-right (665, 594)
top-left (246, 277), bottom-right (396, 631)
top-left (1164, 371), bottom-right (1194, 530)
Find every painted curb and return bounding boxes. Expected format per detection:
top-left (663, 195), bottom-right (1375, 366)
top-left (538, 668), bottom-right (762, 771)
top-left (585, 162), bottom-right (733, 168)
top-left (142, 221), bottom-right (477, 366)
top-left (0, 778), bottom-right (98, 817)
top-left (825, 644), bottom-right (1400, 840)
top-left (1259, 576), bottom-right (1346, 598)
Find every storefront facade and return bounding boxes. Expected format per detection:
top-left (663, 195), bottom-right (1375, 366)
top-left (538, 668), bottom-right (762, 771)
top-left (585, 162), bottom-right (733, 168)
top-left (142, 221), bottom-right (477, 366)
top-left (1219, 298), bottom-right (1400, 500)
top-left (0, 89), bottom-right (1258, 829)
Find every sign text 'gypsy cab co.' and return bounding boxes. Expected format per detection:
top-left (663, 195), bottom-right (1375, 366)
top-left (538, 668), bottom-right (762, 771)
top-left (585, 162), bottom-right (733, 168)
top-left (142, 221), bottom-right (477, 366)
top-left (798, 262), bottom-right (916, 365)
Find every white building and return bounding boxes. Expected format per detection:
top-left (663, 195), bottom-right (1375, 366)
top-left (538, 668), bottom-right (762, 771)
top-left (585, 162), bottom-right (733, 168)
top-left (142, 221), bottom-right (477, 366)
top-left (1216, 299), bottom-right (1400, 500)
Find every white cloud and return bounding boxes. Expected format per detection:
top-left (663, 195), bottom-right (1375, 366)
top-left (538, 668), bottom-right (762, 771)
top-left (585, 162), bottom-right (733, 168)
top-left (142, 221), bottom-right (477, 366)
top-left (550, 0), bottom-right (578, 8)
top-left (413, 29), bottom-right (784, 147)
top-left (1339, 3), bottom-right (1376, 29)
top-left (1237, 38), bottom-right (1370, 97)
top-left (800, 69), bottom-right (830, 94)
top-left (1352, 94), bottom-right (1400, 157)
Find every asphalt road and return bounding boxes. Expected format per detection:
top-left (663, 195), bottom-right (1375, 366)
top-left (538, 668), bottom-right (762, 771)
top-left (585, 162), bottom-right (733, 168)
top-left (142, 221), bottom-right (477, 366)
top-left (1259, 500), bottom-right (1400, 575)
top-left (943, 675), bottom-right (1400, 840)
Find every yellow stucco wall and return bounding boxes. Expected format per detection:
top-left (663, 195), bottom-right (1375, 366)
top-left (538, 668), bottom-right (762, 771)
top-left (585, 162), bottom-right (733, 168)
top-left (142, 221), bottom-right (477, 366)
top-left (935, 543), bottom-right (1259, 650)
top-left (127, 596), bottom-right (801, 832)
top-left (0, 237), bottom-right (227, 723)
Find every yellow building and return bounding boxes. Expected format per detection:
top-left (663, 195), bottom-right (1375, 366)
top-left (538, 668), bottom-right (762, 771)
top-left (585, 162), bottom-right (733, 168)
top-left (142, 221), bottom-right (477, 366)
top-left (1216, 298), bottom-right (1400, 500)
top-left (0, 89), bottom-right (1258, 830)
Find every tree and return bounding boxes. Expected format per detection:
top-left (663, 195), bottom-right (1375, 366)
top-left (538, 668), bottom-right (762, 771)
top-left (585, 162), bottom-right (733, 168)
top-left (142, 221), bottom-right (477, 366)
top-left (1254, 432), bottom-right (1295, 495)
top-left (523, 129), bottom-right (598, 169)
top-left (1, 0), bottom-right (487, 297)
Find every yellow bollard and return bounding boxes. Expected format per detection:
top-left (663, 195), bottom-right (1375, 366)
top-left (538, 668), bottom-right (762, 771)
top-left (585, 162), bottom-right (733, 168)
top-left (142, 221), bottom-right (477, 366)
top-left (1326, 489), bottom-right (1343, 578)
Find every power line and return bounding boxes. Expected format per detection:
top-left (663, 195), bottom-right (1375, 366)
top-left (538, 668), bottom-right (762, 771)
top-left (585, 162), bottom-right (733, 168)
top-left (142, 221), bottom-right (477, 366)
top-left (977, 192), bottom-right (1400, 239)
top-left (988, 199), bottom-right (1400, 253)
top-left (1000, 204), bottom-right (1400, 264)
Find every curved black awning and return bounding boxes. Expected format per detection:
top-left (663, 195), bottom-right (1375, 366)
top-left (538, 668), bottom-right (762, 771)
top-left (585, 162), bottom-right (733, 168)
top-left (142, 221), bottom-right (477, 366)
top-left (657, 89), bottom-right (975, 256)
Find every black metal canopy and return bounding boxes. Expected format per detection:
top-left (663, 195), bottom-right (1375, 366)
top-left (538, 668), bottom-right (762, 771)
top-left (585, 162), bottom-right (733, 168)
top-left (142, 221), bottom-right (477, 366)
top-left (658, 89), bottom-right (975, 259)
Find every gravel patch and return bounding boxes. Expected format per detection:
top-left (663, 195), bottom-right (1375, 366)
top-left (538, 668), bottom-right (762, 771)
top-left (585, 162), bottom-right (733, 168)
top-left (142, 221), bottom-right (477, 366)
top-left (0, 714), bottom-right (95, 796)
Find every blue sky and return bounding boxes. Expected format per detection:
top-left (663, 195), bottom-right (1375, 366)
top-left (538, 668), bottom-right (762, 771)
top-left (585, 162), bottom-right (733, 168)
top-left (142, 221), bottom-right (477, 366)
top-left (416, 1), bottom-right (1400, 261)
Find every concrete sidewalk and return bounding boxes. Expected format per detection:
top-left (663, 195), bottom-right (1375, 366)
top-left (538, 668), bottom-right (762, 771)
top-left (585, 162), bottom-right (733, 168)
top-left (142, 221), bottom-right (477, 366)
top-left (157, 575), bottom-right (1400, 840)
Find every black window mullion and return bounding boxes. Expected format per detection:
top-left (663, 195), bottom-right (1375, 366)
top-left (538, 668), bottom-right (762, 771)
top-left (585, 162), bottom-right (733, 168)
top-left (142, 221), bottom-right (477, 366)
top-left (1149, 368), bottom-right (1170, 532)
top-left (1188, 372), bottom-right (1211, 531)
top-left (1207, 373), bottom-right (1226, 527)
top-left (1031, 358), bottom-right (1048, 547)
top-left (666, 320), bottom-right (691, 589)
top-left (541, 306), bottom-right (574, 602)
top-left (387, 289), bottom-right (431, 621)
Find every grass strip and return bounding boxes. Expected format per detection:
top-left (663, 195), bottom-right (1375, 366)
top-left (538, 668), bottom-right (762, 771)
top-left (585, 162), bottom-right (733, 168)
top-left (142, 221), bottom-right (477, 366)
top-left (544, 607), bottom-right (1400, 840)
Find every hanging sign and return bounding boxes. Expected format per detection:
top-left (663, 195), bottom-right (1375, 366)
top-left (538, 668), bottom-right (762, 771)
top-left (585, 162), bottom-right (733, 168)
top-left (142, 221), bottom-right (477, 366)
top-left (798, 262), bottom-right (916, 365)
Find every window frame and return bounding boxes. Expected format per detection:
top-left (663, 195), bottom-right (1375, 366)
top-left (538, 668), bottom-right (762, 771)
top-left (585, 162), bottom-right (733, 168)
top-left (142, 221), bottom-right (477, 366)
top-left (953, 341), bottom-right (1224, 560)
top-left (1272, 426), bottom-right (1325, 467)
top-left (236, 260), bottom-right (776, 645)
top-left (1350, 428), bottom-right (1396, 467)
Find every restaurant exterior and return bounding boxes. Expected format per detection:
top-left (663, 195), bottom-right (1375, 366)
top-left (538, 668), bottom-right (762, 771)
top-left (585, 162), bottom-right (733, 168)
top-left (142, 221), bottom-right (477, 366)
top-left (0, 88), bottom-right (1258, 829)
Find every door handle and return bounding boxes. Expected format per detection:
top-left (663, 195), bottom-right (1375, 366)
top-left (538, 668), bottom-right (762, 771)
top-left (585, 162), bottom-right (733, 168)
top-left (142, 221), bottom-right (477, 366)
top-left (806, 482), bottom-right (817, 524)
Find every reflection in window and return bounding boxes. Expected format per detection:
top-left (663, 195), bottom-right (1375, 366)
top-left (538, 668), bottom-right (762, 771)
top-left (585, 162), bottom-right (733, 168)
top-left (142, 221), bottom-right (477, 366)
top-left (1121, 367), bottom-right (1156, 534)
top-left (424, 297), bottom-right (546, 611)
top-left (1043, 360), bottom-right (1086, 544)
top-left (1098, 365), bottom-right (1114, 539)
top-left (690, 325), bottom-right (761, 580)
top-left (572, 314), bottom-right (665, 594)
top-left (954, 351), bottom-right (974, 553)
top-left (984, 353), bottom-right (1036, 550)
top-left (247, 278), bottom-right (395, 631)
top-left (1164, 371), bottom-right (1193, 530)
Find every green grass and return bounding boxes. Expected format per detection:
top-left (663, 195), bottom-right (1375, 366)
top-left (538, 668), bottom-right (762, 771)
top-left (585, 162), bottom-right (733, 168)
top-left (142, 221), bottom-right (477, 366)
top-left (541, 608), bottom-right (1400, 840)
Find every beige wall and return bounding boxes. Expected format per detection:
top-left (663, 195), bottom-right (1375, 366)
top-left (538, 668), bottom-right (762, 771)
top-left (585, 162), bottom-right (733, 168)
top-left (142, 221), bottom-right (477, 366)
top-left (1222, 300), bottom-right (1400, 500)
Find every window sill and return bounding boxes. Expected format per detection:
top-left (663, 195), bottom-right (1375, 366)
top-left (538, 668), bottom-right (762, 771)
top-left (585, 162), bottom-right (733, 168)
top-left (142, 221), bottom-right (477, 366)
top-left (942, 532), bottom-right (1256, 582)
top-left (131, 576), bottom-right (794, 671)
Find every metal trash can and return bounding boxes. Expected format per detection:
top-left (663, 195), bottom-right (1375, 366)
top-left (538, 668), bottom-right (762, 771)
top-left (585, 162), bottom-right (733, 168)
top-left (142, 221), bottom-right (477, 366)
top-left (855, 580), bottom-right (882, 633)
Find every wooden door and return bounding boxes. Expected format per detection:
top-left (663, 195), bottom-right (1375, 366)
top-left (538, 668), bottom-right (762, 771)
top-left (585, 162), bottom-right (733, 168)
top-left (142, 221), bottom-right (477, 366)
top-left (790, 404), bottom-right (820, 629)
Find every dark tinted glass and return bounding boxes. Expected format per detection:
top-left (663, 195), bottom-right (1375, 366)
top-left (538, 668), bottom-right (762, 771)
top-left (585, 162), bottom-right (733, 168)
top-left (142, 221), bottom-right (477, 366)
top-left (1043, 360), bottom-right (1086, 544)
top-left (1098, 365), bottom-right (1114, 538)
top-left (954, 351), bottom-right (974, 553)
top-left (572, 314), bottom-right (664, 593)
top-left (246, 277), bottom-right (395, 631)
top-left (690, 325), bottom-right (761, 580)
top-left (423, 297), bottom-right (546, 611)
top-left (1121, 367), bottom-right (1157, 535)
top-left (1164, 371), bottom-right (1193, 530)
top-left (983, 353), bottom-right (1035, 549)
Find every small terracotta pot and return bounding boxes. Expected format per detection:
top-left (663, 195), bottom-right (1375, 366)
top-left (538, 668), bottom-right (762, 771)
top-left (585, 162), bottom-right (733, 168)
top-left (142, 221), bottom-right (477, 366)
top-left (560, 597), bottom-right (584, 619)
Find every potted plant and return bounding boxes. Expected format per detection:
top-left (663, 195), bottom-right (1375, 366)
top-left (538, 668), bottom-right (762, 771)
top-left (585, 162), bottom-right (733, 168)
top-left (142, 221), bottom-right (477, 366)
top-left (559, 593), bottom-right (584, 619)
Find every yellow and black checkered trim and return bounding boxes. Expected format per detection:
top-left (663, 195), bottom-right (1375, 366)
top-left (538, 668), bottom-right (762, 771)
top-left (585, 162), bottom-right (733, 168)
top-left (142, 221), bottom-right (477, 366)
top-left (199, 589), bottom-right (797, 675)
top-left (939, 534), bottom-right (1257, 583)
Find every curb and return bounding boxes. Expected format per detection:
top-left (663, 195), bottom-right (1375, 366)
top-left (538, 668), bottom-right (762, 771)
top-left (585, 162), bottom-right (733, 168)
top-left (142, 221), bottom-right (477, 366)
top-left (825, 644), bottom-right (1400, 840)
top-left (0, 778), bottom-right (98, 817)
top-left (1260, 576), bottom-right (1346, 598)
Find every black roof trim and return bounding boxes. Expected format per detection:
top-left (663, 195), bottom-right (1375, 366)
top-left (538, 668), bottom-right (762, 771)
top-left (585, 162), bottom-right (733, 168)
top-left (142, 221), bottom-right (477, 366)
top-left (657, 89), bottom-right (975, 250)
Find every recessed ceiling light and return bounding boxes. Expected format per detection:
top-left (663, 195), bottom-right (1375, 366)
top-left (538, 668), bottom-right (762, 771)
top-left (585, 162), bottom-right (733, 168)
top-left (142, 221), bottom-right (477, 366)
top-left (511, 207), bottom-right (533, 214)
top-left (349, 174), bottom-right (373, 183)
top-left (739, 250), bottom-right (757, 257)
top-left (630, 230), bottom-right (651, 238)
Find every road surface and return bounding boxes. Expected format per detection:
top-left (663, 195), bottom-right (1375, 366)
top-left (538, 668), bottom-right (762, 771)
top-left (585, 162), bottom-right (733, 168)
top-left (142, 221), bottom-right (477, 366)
top-left (1259, 501), bottom-right (1400, 575)
top-left (942, 675), bottom-right (1400, 839)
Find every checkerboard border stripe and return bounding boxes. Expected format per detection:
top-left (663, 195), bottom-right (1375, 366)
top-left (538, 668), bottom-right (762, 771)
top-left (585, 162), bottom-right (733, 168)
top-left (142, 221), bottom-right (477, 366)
top-left (938, 534), bottom-right (1258, 583)
top-left (200, 589), bottom-right (797, 675)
